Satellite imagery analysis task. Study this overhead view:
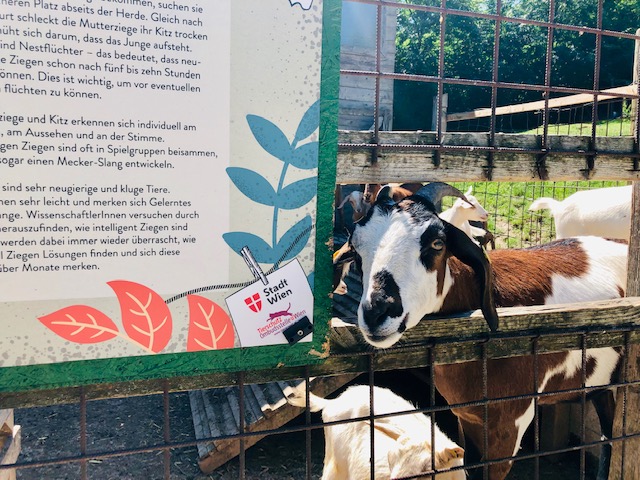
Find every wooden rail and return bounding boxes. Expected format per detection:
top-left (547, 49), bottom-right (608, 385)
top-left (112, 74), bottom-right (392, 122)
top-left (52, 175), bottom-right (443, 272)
top-left (446, 84), bottom-right (636, 122)
top-left (337, 131), bottom-right (639, 183)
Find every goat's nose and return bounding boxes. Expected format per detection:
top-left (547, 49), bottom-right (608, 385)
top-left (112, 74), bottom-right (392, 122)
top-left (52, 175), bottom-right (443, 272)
top-left (361, 270), bottom-right (403, 331)
top-left (361, 296), bottom-right (394, 331)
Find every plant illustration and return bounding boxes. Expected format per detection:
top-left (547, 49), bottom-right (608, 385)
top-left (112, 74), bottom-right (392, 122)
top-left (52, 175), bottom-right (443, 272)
top-left (39, 281), bottom-right (234, 353)
top-left (38, 101), bottom-right (320, 355)
top-left (289, 0), bottom-right (314, 10)
top-left (223, 100), bottom-right (319, 267)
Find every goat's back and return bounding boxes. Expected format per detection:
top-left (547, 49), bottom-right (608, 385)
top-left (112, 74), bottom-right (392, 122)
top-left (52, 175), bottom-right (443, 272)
top-left (531, 186), bottom-right (631, 240)
top-left (486, 237), bottom-right (627, 307)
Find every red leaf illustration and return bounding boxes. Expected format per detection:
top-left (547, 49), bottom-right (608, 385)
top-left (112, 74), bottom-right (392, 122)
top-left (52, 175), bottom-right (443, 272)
top-left (186, 295), bottom-right (235, 351)
top-left (38, 306), bottom-right (119, 344)
top-left (108, 280), bottom-right (172, 353)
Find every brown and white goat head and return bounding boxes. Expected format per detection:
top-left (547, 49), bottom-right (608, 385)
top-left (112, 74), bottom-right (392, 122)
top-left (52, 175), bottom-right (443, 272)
top-left (348, 183), bottom-right (497, 348)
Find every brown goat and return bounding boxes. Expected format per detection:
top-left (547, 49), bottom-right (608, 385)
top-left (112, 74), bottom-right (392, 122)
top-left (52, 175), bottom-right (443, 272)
top-left (348, 184), bottom-right (626, 480)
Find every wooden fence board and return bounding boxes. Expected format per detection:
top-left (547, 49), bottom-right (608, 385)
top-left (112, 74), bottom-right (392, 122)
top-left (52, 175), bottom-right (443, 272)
top-left (446, 85), bottom-right (637, 122)
top-left (336, 131), bottom-right (640, 183)
top-left (3, 298), bottom-right (639, 409)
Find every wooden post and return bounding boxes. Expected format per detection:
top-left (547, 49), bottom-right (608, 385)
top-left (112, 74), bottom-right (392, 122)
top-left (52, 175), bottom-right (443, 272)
top-left (631, 29), bottom-right (640, 135)
top-left (432, 93), bottom-right (448, 133)
top-left (610, 182), bottom-right (640, 479)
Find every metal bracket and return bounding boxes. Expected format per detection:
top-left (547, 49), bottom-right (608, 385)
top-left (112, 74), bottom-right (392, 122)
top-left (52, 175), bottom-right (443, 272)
top-left (535, 151), bottom-right (549, 180)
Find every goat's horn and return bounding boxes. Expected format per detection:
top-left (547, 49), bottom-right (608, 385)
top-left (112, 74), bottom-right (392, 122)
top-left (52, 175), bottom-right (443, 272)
top-left (415, 182), bottom-right (472, 208)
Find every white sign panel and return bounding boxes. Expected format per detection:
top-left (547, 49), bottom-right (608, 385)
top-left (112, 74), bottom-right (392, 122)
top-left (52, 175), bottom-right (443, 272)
top-left (1, 1), bottom-right (231, 302)
top-left (0, 0), bottom-right (324, 367)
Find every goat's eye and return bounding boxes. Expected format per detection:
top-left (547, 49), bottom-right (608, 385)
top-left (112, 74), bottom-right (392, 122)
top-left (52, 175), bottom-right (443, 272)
top-left (431, 239), bottom-right (444, 250)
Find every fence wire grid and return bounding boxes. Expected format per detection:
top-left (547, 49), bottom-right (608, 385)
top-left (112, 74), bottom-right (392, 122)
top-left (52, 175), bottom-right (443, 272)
top-left (3, 0), bottom-right (640, 479)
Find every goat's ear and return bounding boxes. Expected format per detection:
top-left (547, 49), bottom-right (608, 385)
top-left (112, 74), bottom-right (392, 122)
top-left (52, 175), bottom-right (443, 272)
top-left (364, 420), bottom-right (404, 440)
top-left (374, 185), bottom-right (396, 207)
top-left (337, 194), bottom-right (351, 210)
top-left (443, 221), bottom-right (499, 331)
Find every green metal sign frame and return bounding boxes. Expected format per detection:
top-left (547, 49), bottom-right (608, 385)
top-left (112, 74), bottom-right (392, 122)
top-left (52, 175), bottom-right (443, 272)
top-left (0, 0), bottom-right (341, 395)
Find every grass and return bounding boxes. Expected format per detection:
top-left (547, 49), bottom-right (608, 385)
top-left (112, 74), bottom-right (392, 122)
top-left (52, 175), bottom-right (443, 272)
top-left (521, 118), bottom-right (633, 137)
top-left (444, 180), bottom-right (628, 248)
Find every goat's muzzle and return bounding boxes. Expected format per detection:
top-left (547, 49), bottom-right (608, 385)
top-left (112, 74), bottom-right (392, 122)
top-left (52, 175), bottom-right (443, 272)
top-left (360, 269), bottom-right (404, 340)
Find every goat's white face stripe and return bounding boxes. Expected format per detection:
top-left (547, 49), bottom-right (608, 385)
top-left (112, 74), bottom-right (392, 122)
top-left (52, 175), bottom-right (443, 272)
top-left (352, 204), bottom-right (451, 347)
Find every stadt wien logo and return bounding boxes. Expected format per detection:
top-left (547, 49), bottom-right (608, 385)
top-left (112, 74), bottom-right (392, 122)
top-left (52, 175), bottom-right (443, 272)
top-left (244, 293), bottom-right (262, 313)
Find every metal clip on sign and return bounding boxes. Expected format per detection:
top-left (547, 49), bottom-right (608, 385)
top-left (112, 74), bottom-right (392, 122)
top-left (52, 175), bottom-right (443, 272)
top-left (240, 246), bottom-right (269, 286)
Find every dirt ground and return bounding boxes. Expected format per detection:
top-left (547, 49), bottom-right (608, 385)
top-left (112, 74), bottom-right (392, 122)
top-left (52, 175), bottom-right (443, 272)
top-left (14, 391), bottom-right (325, 480)
top-left (13, 372), bottom-right (597, 480)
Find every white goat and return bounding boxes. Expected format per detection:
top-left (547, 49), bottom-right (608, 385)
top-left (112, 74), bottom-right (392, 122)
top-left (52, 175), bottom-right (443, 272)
top-left (439, 186), bottom-right (491, 246)
top-left (528, 185), bottom-right (631, 241)
top-left (288, 385), bottom-right (464, 480)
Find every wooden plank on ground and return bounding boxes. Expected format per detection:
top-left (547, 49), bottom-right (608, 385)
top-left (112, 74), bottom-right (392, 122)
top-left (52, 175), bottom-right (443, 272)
top-left (0, 424), bottom-right (20, 480)
top-left (193, 374), bottom-right (359, 474)
top-left (0, 411), bottom-right (13, 448)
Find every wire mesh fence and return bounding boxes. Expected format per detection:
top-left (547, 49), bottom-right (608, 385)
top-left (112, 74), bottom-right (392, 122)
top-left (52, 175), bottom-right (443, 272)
top-left (3, 0), bottom-right (640, 479)
top-left (439, 180), bottom-right (630, 249)
top-left (8, 322), bottom-right (640, 480)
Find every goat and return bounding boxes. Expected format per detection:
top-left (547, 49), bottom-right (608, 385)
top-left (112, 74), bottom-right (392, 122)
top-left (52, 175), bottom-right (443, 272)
top-left (338, 189), bottom-right (369, 223)
top-left (332, 183), bottom-right (469, 295)
top-left (333, 183), bottom-right (427, 295)
top-left (288, 385), bottom-right (465, 480)
top-left (439, 186), bottom-right (495, 248)
top-left (345, 182), bottom-right (626, 480)
top-left (364, 182), bottom-right (424, 205)
top-left (528, 185), bottom-right (631, 241)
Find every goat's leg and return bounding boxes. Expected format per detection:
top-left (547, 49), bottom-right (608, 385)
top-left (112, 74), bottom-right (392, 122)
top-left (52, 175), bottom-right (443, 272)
top-left (457, 402), bottom-right (530, 480)
top-left (591, 389), bottom-right (616, 480)
top-left (458, 419), bottom-right (483, 480)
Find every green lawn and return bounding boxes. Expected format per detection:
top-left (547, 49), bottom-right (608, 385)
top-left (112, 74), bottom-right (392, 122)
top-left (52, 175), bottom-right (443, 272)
top-left (521, 118), bottom-right (633, 137)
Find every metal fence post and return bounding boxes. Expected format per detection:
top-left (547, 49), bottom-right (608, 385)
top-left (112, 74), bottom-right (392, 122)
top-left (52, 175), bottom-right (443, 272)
top-left (610, 181), bottom-right (640, 479)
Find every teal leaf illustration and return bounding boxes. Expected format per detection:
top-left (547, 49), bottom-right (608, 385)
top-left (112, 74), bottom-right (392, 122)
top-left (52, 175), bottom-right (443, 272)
top-left (277, 177), bottom-right (317, 210)
top-left (223, 232), bottom-right (277, 264)
top-left (227, 167), bottom-right (276, 206)
top-left (307, 271), bottom-right (314, 289)
top-left (274, 215), bottom-right (313, 262)
top-left (247, 114), bottom-right (293, 161)
top-left (293, 100), bottom-right (320, 145)
top-left (289, 141), bottom-right (319, 170)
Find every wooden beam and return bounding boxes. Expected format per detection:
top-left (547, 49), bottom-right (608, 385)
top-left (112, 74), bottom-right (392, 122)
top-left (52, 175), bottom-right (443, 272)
top-left (631, 28), bottom-right (640, 135)
top-left (337, 131), bottom-right (639, 183)
top-left (610, 181), bottom-right (640, 479)
top-left (446, 85), bottom-right (636, 122)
